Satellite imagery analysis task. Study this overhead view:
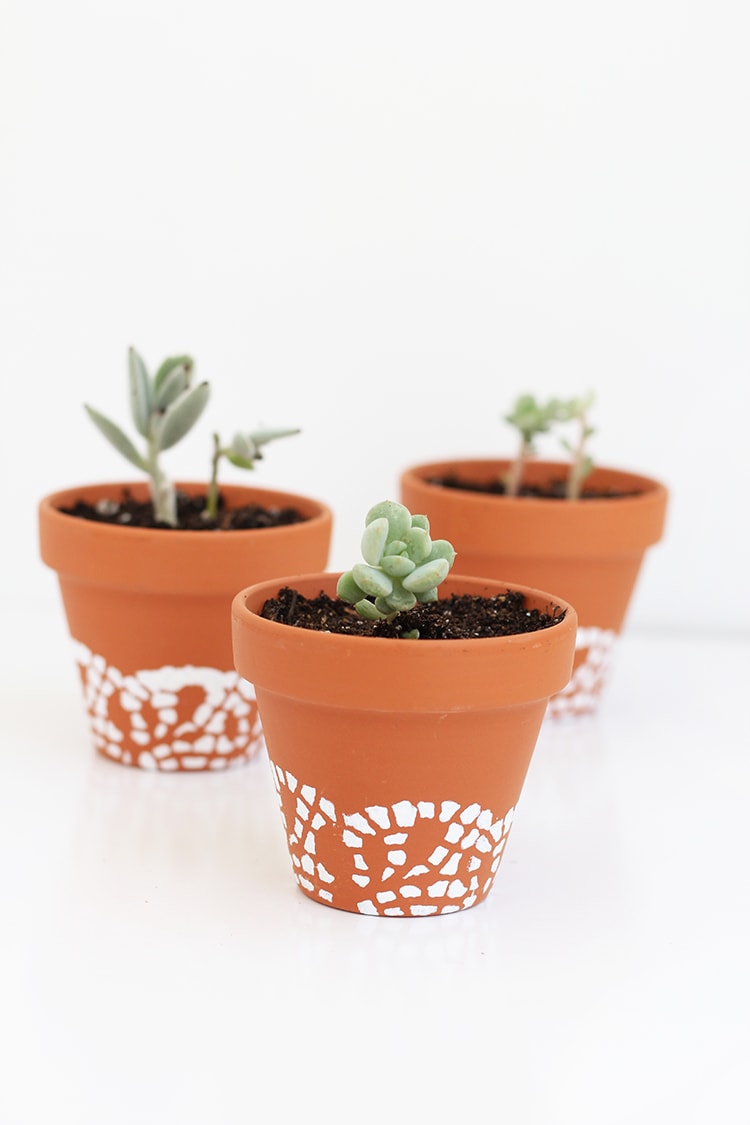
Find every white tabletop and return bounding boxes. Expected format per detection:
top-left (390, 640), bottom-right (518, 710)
top-left (2, 600), bottom-right (748, 1125)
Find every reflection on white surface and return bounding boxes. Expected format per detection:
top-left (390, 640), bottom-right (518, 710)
top-left (2, 603), bottom-right (749, 1124)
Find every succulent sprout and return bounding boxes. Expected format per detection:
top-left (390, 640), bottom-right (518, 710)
top-left (337, 501), bottom-right (456, 625)
top-left (502, 394), bottom-right (562, 497)
top-left (204, 426), bottom-right (301, 520)
top-left (84, 347), bottom-right (299, 526)
top-left (503, 391), bottom-right (596, 499)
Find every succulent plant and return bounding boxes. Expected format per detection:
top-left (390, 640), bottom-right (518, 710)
top-left (204, 426), bottom-right (300, 520)
top-left (85, 347), bottom-right (299, 526)
top-left (503, 391), bottom-right (596, 499)
top-left (502, 394), bottom-right (561, 496)
top-left (337, 501), bottom-right (456, 627)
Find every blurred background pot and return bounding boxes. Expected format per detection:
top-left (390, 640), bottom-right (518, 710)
top-left (400, 459), bottom-right (668, 717)
top-left (39, 481), bottom-right (333, 771)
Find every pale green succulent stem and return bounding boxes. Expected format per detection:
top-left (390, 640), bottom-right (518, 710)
top-left (504, 436), bottom-right (532, 497)
top-left (204, 433), bottom-right (222, 520)
top-left (146, 428), bottom-right (177, 526)
top-left (565, 411), bottom-right (589, 501)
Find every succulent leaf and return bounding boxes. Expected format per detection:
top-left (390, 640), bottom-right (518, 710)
top-left (361, 517), bottom-right (389, 566)
top-left (153, 355), bottom-right (193, 395)
top-left (128, 348), bottom-right (152, 437)
top-left (402, 558), bottom-right (450, 594)
top-left (427, 539), bottom-right (457, 565)
top-left (380, 554), bottom-right (416, 578)
top-left (155, 382), bottom-right (210, 452)
top-left (84, 405), bottom-right (148, 471)
top-left (153, 362), bottom-right (191, 410)
top-left (249, 426), bottom-right (302, 448)
top-left (403, 526), bottom-right (431, 563)
top-left (336, 572), bottom-right (365, 603)
top-left (365, 500), bottom-right (412, 540)
top-left (356, 598), bottom-right (386, 620)
top-left (351, 563), bottom-right (393, 599)
top-left (383, 586), bottom-right (417, 612)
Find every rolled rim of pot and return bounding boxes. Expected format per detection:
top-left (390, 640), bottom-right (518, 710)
top-left (231, 571), bottom-right (578, 713)
top-left (399, 459), bottom-right (669, 557)
top-left (39, 481), bottom-right (334, 595)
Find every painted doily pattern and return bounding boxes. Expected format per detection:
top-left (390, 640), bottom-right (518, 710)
top-left (546, 626), bottom-right (616, 718)
top-left (72, 639), bottom-right (265, 770)
top-left (269, 762), bottom-right (515, 916)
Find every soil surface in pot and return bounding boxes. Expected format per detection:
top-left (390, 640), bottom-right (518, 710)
top-left (260, 586), bottom-right (566, 640)
top-left (60, 489), bottom-right (307, 531)
top-left (429, 474), bottom-right (637, 499)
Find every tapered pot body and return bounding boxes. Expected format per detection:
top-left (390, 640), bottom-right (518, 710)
top-left (39, 481), bottom-right (333, 771)
top-left (400, 459), bottom-right (668, 716)
top-left (232, 573), bottom-right (577, 917)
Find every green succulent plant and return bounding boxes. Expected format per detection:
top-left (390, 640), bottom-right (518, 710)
top-left (84, 347), bottom-right (299, 526)
top-left (337, 501), bottom-right (456, 633)
top-left (503, 391), bottom-right (596, 499)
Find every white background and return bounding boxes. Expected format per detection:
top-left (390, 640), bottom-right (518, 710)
top-left (2, 0), bottom-right (749, 635)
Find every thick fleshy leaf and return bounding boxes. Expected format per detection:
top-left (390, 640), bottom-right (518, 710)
top-left (153, 355), bottom-right (193, 395)
top-left (84, 404), bottom-right (147, 471)
top-left (336, 572), bottom-right (365, 604)
top-left (351, 563), bottom-right (393, 599)
top-left (128, 348), bottom-right (152, 437)
top-left (427, 539), bottom-right (456, 566)
top-left (355, 598), bottom-right (386, 620)
top-left (384, 585), bottom-right (416, 612)
top-left (249, 426), bottom-right (301, 448)
top-left (380, 553), bottom-right (416, 578)
top-left (154, 382), bottom-right (210, 452)
top-left (403, 526), bottom-right (431, 563)
top-left (153, 363), bottom-right (191, 410)
top-left (402, 557), bottom-right (450, 594)
top-left (361, 517), bottom-right (389, 566)
top-left (365, 500), bottom-right (411, 541)
top-left (226, 452), bottom-right (257, 470)
top-left (229, 433), bottom-right (259, 463)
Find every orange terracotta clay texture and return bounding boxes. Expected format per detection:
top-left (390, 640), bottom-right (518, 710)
top-left (232, 572), bottom-right (577, 917)
top-left (40, 481), bottom-right (333, 771)
top-left (400, 460), bottom-right (668, 717)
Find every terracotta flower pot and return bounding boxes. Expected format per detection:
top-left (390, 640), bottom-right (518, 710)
top-left (400, 459), bottom-right (668, 717)
top-left (231, 572), bottom-right (577, 917)
top-left (39, 481), bottom-right (333, 771)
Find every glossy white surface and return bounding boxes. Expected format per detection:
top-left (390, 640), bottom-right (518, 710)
top-left (2, 600), bottom-right (748, 1124)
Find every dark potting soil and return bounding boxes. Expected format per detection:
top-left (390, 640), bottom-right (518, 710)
top-left (260, 586), bottom-right (566, 640)
top-left (429, 474), bottom-right (636, 500)
top-left (59, 489), bottom-right (307, 531)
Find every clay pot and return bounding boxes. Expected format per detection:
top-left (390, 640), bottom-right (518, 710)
top-left (400, 459), bottom-right (668, 716)
top-left (39, 481), bottom-right (333, 771)
top-left (231, 572), bottom-right (577, 917)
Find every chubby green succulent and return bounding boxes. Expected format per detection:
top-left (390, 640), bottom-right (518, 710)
top-left (85, 347), bottom-right (299, 526)
top-left (337, 500), bottom-right (456, 624)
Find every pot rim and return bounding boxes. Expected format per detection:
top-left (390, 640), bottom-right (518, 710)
top-left (399, 459), bottom-right (669, 555)
top-left (39, 480), bottom-right (334, 595)
top-left (231, 571), bottom-right (578, 711)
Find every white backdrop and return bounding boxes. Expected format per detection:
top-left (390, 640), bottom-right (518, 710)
top-left (3, 0), bottom-right (749, 635)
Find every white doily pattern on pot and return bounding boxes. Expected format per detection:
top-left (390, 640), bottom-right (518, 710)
top-left (270, 763), bottom-right (515, 917)
top-left (72, 639), bottom-right (265, 771)
top-left (547, 626), bottom-right (616, 719)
